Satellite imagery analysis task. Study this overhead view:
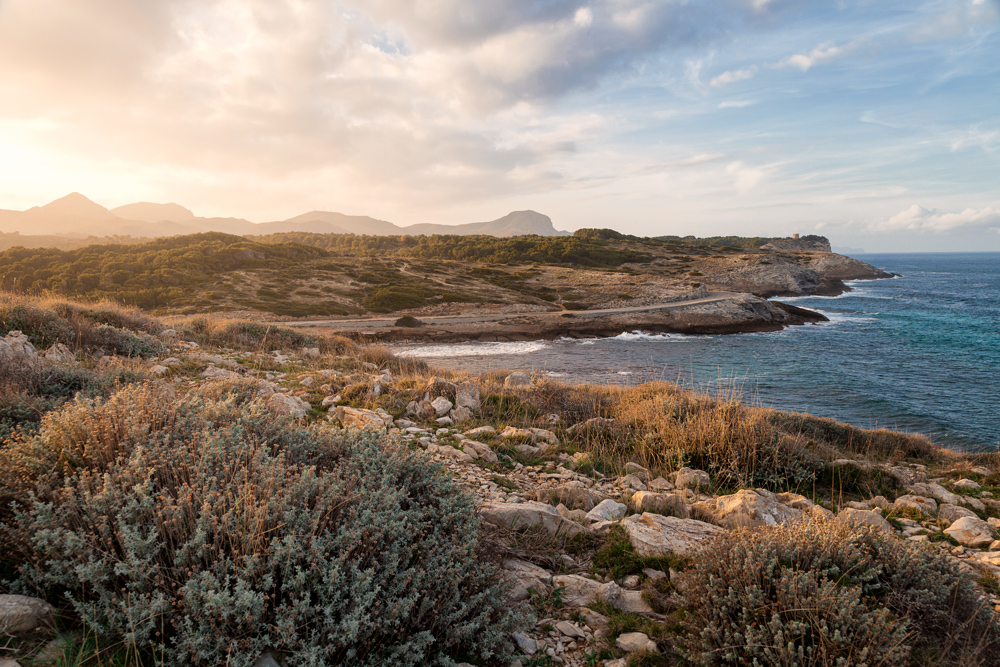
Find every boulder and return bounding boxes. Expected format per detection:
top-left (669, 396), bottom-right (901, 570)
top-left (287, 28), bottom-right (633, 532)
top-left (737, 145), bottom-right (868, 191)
top-left (618, 474), bottom-right (647, 491)
top-left (267, 393), bottom-right (311, 418)
top-left (837, 508), bottom-right (893, 535)
top-left (893, 494), bottom-right (938, 516)
top-left (585, 499), bottom-right (627, 523)
top-left (426, 444), bottom-right (472, 462)
top-left (464, 425), bottom-right (495, 438)
top-left (632, 491), bottom-right (690, 519)
top-left (555, 620), bottom-right (586, 639)
top-left (201, 365), bottom-right (240, 379)
top-left (528, 428), bottom-right (559, 447)
top-left (481, 501), bottom-right (586, 538)
top-left (624, 462), bottom-right (649, 480)
top-left (616, 632), bottom-right (658, 653)
top-left (620, 513), bottom-right (723, 558)
top-left (953, 478), bottom-right (981, 490)
top-left (455, 380), bottom-right (481, 412)
top-left (600, 581), bottom-right (653, 614)
top-left (504, 559), bottom-right (551, 601)
top-left (909, 483), bottom-right (962, 507)
top-left (550, 574), bottom-right (603, 607)
top-left (535, 484), bottom-right (604, 511)
top-left (938, 503), bottom-right (978, 526)
top-left (43, 343), bottom-right (75, 363)
top-left (423, 377), bottom-right (457, 400)
top-left (945, 516), bottom-right (995, 549)
top-left (0, 595), bottom-right (55, 633)
top-left (647, 477), bottom-right (674, 492)
top-left (333, 406), bottom-right (388, 430)
top-left (449, 406), bottom-right (473, 424)
top-left (460, 439), bottom-right (498, 462)
top-left (694, 489), bottom-right (803, 529)
top-left (503, 372), bottom-right (532, 388)
top-left (673, 467), bottom-right (710, 490)
top-left (0, 331), bottom-right (38, 364)
top-left (430, 396), bottom-right (454, 417)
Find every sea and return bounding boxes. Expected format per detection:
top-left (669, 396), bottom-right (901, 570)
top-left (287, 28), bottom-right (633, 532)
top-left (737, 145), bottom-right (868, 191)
top-left (394, 252), bottom-right (1000, 452)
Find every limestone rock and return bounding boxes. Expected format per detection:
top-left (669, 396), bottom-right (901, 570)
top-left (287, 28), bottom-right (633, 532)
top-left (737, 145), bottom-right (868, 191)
top-left (481, 501), bottom-right (586, 538)
top-left (201, 365), bottom-right (240, 379)
top-left (616, 632), bottom-right (658, 653)
top-left (427, 444), bottom-right (473, 462)
top-left (455, 380), bottom-right (481, 412)
top-left (504, 559), bottom-right (551, 601)
top-left (535, 484), bottom-right (604, 511)
top-left (938, 503), bottom-right (978, 526)
top-left (450, 406), bottom-right (473, 424)
top-left (632, 491), bottom-right (690, 519)
top-left (620, 513), bottom-right (723, 558)
top-left (528, 428), bottom-right (559, 447)
top-left (694, 489), bottom-right (803, 529)
top-left (566, 417), bottom-right (617, 437)
top-left (460, 439), bottom-right (498, 462)
top-left (599, 581), bottom-right (653, 614)
top-left (423, 376), bottom-right (458, 400)
top-left (647, 477), bottom-right (674, 492)
top-left (464, 425), bottom-right (495, 438)
top-left (945, 516), bottom-right (995, 549)
top-left (0, 331), bottom-right (38, 364)
top-left (430, 396), bottom-right (454, 417)
top-left (333, 406), bottom-right (388, 430)
top-left (618, 474), bottom-right (647, 491)
top-left (556, 620), bottom-right (586, 639)
top-left (150, 364), bottom-right (169, 375)
top-left (0, 595), bottom-right (55, 633)
top-left (43, 343), bottom-right (75, 363)
top-left (837, 508), bottom-right (893, 535)
top-left (953, 478), bottom-right (981, 490)
top-left (503, 372), bottom-right (532, 388)
top-left (585, 499), bottom-right (627, 523)
top-left (909, 482), bottom-right (961, 507)
top-left (673, 467), bottom-right (710, 490)
top-left (893, 495), bottom-right (938, 516)
top-left (551, 573), bottom-right (603, 607)
top-left (624, 462), bottom-right (649, 480)
top-left (267, 393), bottom-right (311, 418)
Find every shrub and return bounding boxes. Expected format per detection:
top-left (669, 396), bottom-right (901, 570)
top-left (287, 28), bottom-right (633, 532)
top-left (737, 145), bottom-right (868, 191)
top-left (85, 325), bottom-right (165, 357)
top-left (394, 315), bottom-right (424, 327)
top-left (2, 383), bottom-right (524, 667)
top-left (677, 519), bottom-right (1000, 666)
top-left (179, 319), bottom-right (316, 351)
top-left (0, 301), bottom-right (75, 348)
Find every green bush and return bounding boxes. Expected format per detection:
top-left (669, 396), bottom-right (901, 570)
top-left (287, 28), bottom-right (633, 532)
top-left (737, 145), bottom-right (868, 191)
top-left (2, 383), bottom-right (525, 667)
top-left (0, 303), bottom-right (75, 348)
top-left (394, 315), bottom-right (424, 327)
top-left (199, 320), bottom-right (316, 351)
top-left (677, 519), bottom-right (1000, 666)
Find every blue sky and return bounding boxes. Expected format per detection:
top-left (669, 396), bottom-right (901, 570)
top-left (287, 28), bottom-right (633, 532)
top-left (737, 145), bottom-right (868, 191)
top-left (0, 0), bottom-right (997, 251)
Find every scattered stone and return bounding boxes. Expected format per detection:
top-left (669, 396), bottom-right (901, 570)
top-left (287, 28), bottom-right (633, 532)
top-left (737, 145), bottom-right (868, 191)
top-left (431, 396), bottom-right (454, 417)
top-left (0, 594), bottom-right (55, 633)
top-left (647, 477), bottom-right (674, 492)
top-left (616, 632), bottom-right (658, 653)
top-left (450, 406), bottom-right (473, 424)
top-left (618, 474), bottom-right (647, 492)
top-left (599, 581), bottom-right (653, 614)
top-left (150, 364), bottom-right (169, 375)
top-left (535, 485), bottom-right (603, 511)
top-left (953, 478), bottom-right (981, 490)
top-left (551, 574), bottom-right (602, 607)
top-left (505, 559), bottom-right (552, 601)
top-left (200, 365), bottom-right (239, 379)
top-left (673, 467), bottom-right (710, 490)
top-left (988, 517), bottom-right (1000, 531)
top-left (938, 503), bottom-right (978, 526)
top-left (43, 343), bottom-right (75, 363)
top-left (465, 425), bottom-right (496, 438)
top-left (460, 439), bottom-right (498, 462)
top-left (620, 513), bottom-right (723, 558)
top-left (837, 508), bottom-right (893, 535)
top-left (300, 347), bottom-right (321, 359)
top-left (503, 372), bottom-right (532, 388)
top-left (585, 499), bottom-right (627, 523)
top-left (267, 393), bottom-right (311, 418)
top-left (632, 491), bottom-right (690, 519)
top-left (0, 331), bottom-right (38, 365)
top-left (893, 495), bottom-right (938, 517)
top-left (427, 444), bottom-right (473, 462)
top-left (643, 568), bottom-right (667, 581)
top-left (624, 462), bottom-right (649, 479)
top-left (481, 502), bottom-right (586, 538)
top-left (909, 483), bottom-right (962, 507)
top-left (555, 621), bottom-right (586, 639)
top-left (566, 417), bottom-right (616, 436)
top-left (512, 632), bottom-right (538, 655)
top-left (455, 380), bottom-right (481, 412)
top-left (333, 406), bottom-right (388, 431)
top-left (944, 516), bottom-right (995, 549)
top-left (694, 489), bottom-right (803, 529)
top-left (254, 652), bottom-right (281, 667)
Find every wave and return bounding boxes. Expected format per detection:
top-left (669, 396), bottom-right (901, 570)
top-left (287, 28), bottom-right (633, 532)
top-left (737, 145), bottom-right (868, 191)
top-left (611, 331), bottom-right (710, 342)
top-left (394, 341), bottom-right (549, 358)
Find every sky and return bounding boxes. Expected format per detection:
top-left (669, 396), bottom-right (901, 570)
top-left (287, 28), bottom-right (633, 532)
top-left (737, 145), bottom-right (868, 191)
top-left (0, 0), bottom-right (998, 252)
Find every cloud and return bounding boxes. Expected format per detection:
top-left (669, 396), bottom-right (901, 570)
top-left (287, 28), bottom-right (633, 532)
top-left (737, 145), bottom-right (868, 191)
top-left (710, 66), bottom-right (758, 86)
top-left (718, 100), bottom-right (756, 108)
top-left (872, 204), bottom-right (1000, 232)
top-left (777, 41), bottom-right (853, 71)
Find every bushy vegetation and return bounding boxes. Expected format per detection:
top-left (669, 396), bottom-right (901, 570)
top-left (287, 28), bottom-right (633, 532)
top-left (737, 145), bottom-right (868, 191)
top-left (179, 317), bottom-right (318, 351)
top-left (259, 232), bottom-right (652, 268)
top-left (0, 233), bottom-right (326, 309)
top-left (1, 383), bottom-right (524, 666)
top-left (1, 292), bottom-right (165, 356)
top-left (677, 519), bottom-right (1000, 666)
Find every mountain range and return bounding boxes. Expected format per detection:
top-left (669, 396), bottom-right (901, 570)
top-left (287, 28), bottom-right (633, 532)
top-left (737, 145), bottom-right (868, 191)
top-left (0, 193), bottom-right (568, 239)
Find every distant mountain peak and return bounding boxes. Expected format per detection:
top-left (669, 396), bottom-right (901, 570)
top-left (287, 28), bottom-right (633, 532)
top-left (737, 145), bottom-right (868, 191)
top-left (32, 192), bottom-right (113, 219)
top-left (111, 202), bottom-right (195, 223)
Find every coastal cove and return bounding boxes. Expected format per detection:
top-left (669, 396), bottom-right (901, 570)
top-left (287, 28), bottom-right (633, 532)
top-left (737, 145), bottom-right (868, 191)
top-left (396, 252), bottom-right (1000, 452)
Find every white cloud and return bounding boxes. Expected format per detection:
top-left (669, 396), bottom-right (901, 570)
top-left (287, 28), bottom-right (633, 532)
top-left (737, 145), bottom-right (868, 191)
top-left (718, 100), bottom-right (756, 108)
top-left (872, 204), bottom-right (1000, 232)
top-left (777, 41), bottom-right (852, 71)
top-left (726, 160), bottom-right (767, 194)
top-left (710, 66), bottom-right (758, 86)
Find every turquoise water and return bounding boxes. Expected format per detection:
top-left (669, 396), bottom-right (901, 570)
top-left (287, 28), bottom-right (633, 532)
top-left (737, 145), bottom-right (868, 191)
top-left (396, 252), bottom-right (1000, 451)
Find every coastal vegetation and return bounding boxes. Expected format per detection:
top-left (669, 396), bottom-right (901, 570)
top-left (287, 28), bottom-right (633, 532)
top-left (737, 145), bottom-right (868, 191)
top-left (1, 293), bottom-right (998, 666)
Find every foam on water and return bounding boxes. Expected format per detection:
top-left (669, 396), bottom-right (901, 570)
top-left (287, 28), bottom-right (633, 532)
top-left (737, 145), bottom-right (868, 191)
top-left (395, 340), bottom-right (548, 358)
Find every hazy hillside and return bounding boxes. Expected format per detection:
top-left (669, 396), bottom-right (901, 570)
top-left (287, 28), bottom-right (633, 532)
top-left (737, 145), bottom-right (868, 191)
top-left (0, 193), bottom-right (568, 240)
